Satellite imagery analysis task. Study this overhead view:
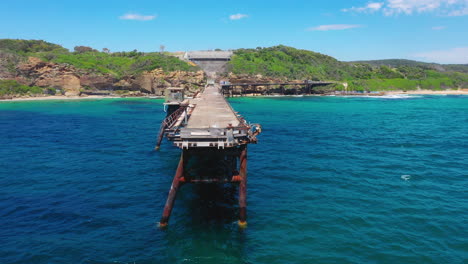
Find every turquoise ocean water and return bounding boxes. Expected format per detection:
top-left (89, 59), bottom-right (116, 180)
top-left (0, 95), bottom-right (467, 263)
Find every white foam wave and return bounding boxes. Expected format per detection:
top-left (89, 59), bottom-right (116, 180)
top-left (401, 175), bottom-right (411, 181)
top-left (378, 94), bottom-right (422, 99)
top-left (333, 94), bottom-right (421, 99)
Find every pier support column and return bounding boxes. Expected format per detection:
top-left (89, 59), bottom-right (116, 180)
top-left (155, 127), bottom-right (166, 151)
top-left (238, 145), bottom-right (248, 228)
top-left (159, 151), bottom-right (186, 227)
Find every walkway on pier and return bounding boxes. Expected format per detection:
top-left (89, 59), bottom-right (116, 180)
top-left (187, 84), bottom-right (240, 129)
top-left (159, 81), bottom-right (254, 150)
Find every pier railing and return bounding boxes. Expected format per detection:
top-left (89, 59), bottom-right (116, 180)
top-left (155, 104), bottom-right (188, 150)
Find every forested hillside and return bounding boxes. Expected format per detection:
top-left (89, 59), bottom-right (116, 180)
top-left (353, 59), bottom-right (468, 73)
top-left (1, 40), bottom-right (467, 95)
top-left (0, 39), bottom-right (199, 78)
top-left (229, 46), bottom-right (468, 91)
top-left (0, 39), bottom-right (204, 98)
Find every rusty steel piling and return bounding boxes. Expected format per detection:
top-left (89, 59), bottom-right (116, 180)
top-left (238, 145), bottom-right (248, 227)
top-left (159, 151), bottom-right (186, 227)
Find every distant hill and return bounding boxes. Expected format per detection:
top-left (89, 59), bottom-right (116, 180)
top-left (229, 45), bottom-right (346, 80)
top-left (0, 39), bottom-right (204, 98)
top-left (0, 39), bottom-right (200, 78)
top-left (352, 59), bottom-right (468, 73)
top-left (1, 39), bottom-right (467, 94)
top-left (0, 39), bottom-right (67, 54)
top-left (228, 46), bottom-right (468, 91)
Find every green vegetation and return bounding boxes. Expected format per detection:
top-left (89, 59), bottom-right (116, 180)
top-left (0, 39), bottom-right (67, 54)
top-left (347, 78), bottom-right (459, 91)
top-left (353, 59), bottom-right (468, 73)
top-left (50, 51), bottom-right (198, 77)
top-left (1, 40), bottom-right (467, 92)
top-left (0, 80), bottom-right (44, 96)
top-left (229, 45), bottom-right (468, 91)
top-left (229, 45), bottom-right (346, 80)
top-left (0, 39), bottom-right (200, 78)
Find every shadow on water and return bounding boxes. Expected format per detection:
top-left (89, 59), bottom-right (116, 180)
top-left (173, 150), bottom-right (242, 227)
top-left (184, 184), bottom-right (238, 226)
top-left (155, 150), bottom-right (250, 264)
top-left (156, 183), bottom-right (249, 264)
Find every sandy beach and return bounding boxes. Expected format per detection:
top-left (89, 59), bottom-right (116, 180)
top-left (384, 89), bottom-right (468, 95)
top-left (1, 89), bottom-right (467, 102)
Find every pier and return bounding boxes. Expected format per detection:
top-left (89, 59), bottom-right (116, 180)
top-left (156, 82), bottom-right (261, 227)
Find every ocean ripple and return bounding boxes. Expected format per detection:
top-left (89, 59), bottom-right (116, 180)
top-left (0, 96), bottom-right (467, 263)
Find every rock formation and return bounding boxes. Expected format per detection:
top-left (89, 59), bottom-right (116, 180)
top-left (129, 69), bottom-right (205, 95)
top-left (8, 57), bottom-right (206, 97)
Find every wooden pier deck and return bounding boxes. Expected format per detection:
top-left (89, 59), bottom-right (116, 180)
top-left (186, 84), bottom-right (240, 129)
top-left (161, 83), bottom-right (258, 149)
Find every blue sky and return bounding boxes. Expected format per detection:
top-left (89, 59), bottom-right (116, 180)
top-left (1, 0), bottom-right (467, 63)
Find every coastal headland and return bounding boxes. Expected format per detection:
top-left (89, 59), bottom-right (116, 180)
top-left (1, 39), bottom-right (467, 100)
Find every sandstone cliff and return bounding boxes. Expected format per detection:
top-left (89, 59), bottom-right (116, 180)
top-left (124, 68), bottom-right (205, 95)
top-left (7, 57), bottom-right (206, 97)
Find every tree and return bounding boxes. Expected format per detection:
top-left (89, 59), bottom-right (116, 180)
top-left (74, 46), bottom-right (96, 53)
top-left (160, 45), bottom-right (165, 53)
top-left (43, 53), bottom-right (57, 61)
top-left (102, 48), bottom-right (110, 54)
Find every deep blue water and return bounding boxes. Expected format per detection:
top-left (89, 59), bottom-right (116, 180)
top-left (0, 95), bottom-right (467, 263)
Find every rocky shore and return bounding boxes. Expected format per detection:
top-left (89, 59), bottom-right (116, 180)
top-left (1, 57), bottom-right (206, 99)
top-left (2, 57), bottom-right (467, 101)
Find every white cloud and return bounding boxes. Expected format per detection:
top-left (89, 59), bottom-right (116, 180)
top-left (229, 14), bottom-right (248, 20)
top-left (343, 0), bottom-right (468, 16)
top-left (447, 5), bottom-right (468, 15)
top-left (384, 0), bottom-right (453, 15)
top-left (307, 24), bottom-right (363, 31)
top-left (119, 13), bottom-right (157, 21)
top-left (432, 26), bottom-right (446, 30)
top-left (342, 2), bottom-right (384, 12)
top-left (412, 47), bottom-right (468, 63)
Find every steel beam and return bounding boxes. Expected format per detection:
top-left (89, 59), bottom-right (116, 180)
top-left (238, 145), bottom-right (248, 227)
top-left (159, 151), bottom-right (186, 227)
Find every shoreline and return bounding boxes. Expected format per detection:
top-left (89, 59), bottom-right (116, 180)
top-left (0, 95), bottom-right (164, 102)
top-left (384, 89), bottom-right (468, 95)
top-left (1, 89), bottom-right (467, 102)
